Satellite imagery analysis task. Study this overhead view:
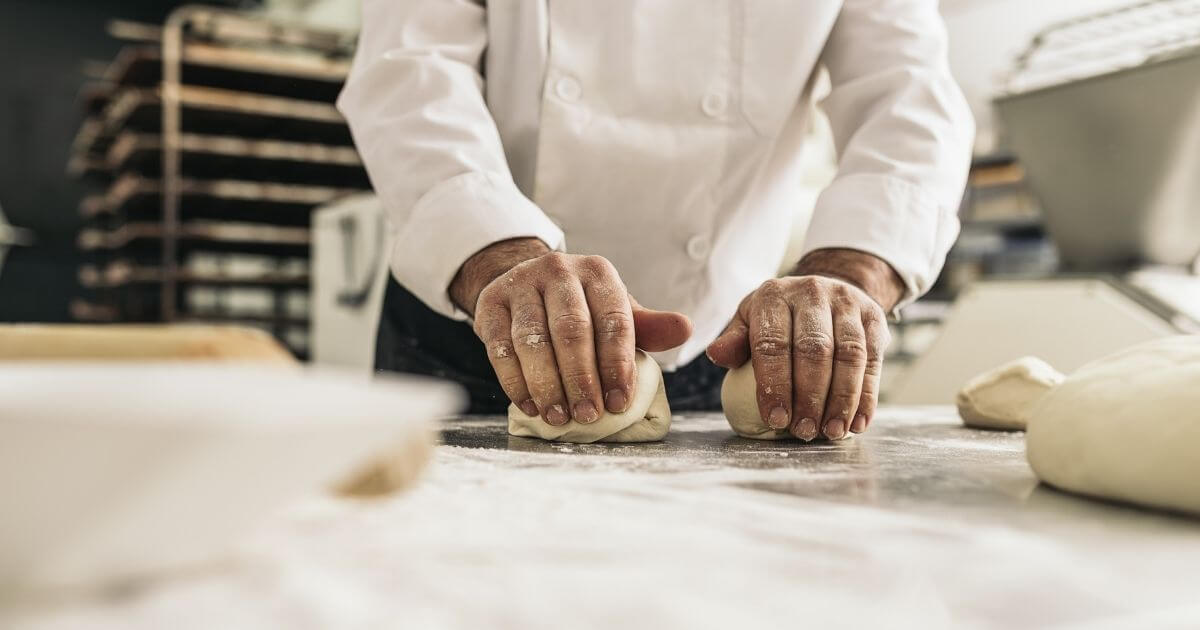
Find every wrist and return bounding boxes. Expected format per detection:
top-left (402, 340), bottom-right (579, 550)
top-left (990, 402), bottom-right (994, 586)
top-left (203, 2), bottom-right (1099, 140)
top-left (450, 237), bottom-right (551, 316)
top-left (790, 248), bottom-right (906, 312)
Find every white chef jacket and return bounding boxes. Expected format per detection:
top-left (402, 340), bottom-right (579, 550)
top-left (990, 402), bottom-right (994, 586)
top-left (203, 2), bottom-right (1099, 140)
top-left (337, 0), bottom-right (975, 369)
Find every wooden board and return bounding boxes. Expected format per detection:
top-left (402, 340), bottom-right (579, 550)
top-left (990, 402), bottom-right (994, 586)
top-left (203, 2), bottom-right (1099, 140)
top-left (0, 324), bottom-right (296, 362)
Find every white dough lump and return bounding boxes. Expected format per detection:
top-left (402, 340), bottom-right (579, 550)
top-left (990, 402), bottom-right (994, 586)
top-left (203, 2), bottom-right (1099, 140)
top-left (507, 350), bottom-right (671, 443)
top-left (1026, 336), bottom-right (1200, 515)
top-left (721, 362), bottom-right (849, 441)
top-left (957, 356), bottom-right (1064, 430)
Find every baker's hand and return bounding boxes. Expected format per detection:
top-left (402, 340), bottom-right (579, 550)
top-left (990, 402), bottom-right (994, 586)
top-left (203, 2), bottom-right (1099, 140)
top-left (706, 249), bottom-right (903, 441)
top-left (450, 238), bottom-right (692, 426)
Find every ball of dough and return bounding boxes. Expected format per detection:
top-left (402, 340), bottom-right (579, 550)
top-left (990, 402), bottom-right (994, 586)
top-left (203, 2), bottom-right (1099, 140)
top-left (957, 356), bottom-right (1064, 430)
top-left (1026, 336), bottom-right (1200, 515)
top-left (721, 362), bottom-right (850, 441)
top-left (507, 350), bottom-right (671, 443)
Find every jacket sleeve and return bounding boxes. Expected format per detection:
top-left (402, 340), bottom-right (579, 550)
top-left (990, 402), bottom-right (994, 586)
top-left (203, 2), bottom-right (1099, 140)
top-left (803, 0), bottom-right (975, 308)
top-left (337, 0), bottom-right (565, 319)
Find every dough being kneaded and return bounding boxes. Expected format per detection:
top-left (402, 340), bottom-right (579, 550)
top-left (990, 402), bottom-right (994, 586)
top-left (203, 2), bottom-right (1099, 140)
top-left (507, 350), bottom-right (671, 443)
top-left (721, 362), bottom-right (850, 441)
top-left (957, 356), bottom-right (1064, 431)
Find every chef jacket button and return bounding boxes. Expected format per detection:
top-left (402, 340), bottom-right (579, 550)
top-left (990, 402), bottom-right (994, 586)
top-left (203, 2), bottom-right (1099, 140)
top-left (686, 234), bottom-right (711, 261)
top-left (555, 76), bottom-right (582, 102)
top-left (701, 91), bottom-right (727, 118)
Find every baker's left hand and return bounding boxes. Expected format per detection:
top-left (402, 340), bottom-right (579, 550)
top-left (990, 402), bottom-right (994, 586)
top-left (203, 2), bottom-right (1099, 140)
top-left (705, 248), bottom-right (904, 441)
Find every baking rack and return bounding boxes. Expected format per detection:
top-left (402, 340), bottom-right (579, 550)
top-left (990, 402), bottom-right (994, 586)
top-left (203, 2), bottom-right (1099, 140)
top-left (69, 6), bottom-right (367, 358)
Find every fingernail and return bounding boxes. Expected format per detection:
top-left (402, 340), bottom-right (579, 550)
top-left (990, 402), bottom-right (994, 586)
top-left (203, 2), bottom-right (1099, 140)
top-left (824, 419), bottom-right (846, 440)
top-left (574, 400), bottom-right (600, 424)
top-left (796, 418), bottom-right (818, 441)
top-left (850, 413), bottom-right (868, 433)
top-left (518, 400), bottom-right (539, 417)
top-left (546, 405), bottom-right (569, 426)
top-left (768, 407), bottom-right (789, 429)
top-left (604, 389), bottom-right (628, 413)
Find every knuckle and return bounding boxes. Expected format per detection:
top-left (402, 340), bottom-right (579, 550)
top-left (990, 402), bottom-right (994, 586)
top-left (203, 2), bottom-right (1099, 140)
top-left (539, 251), bottom-right (571, 275)
top-left (594, 310), bottom-right (633, 342)
top-left (757, 377), bottom-right (788, 398)
top-left (753, 333), bottom-right (790, 358)
top-left (477, 282), bottom-right (503, 305)
top-left (831, 288), bottom-right (857, 309)
top-left (795, 276), bottom-right (824, 301)
top-left (861, 304), bottom-right (885, 323)
top-left (758, 278), bottom-right (786, 298)
top-left (511, 315), bottom-right (551, 348)
top-left (559, 367), bottom-right (598, 394)
top-left (498, 373), bottom-right (527, 395)
top-left (582, 254), bottom-right (614, 275)
top-left (488, 338), bottom-right (518, 361)
top-left (597, 354), bottom-right (634, 383)
top-left (550, 312), bottom-right (592, 345)
top-left (835, 338), bottom-right (869, 365)
top-left (863, 355), bottom-right (884, 377)
top-left (793, 332), bottom-right (835, 361)
top-left (864, 318), bottom-right (891, 347)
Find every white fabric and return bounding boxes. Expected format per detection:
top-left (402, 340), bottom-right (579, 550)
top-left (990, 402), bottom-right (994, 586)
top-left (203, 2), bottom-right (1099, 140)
top-left (338, 0), bottom-right (975, 369)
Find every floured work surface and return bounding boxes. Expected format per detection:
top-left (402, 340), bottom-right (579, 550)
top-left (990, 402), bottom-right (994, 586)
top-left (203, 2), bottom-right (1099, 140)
top-left (8, 409), bottom-right (1200, 629)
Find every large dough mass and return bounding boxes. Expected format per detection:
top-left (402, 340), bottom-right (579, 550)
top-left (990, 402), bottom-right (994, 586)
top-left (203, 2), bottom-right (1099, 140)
top-left (721, 362), bottom-right (849, 440)
top-left (507, 350), bottom-right (671, 443)
top-left (1026, 336), bottom-right (1200, 515)
top-left (957, 356), bottom-right (1064, 430)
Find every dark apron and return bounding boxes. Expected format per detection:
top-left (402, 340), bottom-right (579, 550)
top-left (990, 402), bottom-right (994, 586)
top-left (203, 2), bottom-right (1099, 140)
top-left (375, 275), bottom-right (725, 413)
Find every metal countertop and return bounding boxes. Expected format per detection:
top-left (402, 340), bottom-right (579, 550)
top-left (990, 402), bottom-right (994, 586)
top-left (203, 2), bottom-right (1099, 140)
top-left (12, 407), bottom-right (1200, 630)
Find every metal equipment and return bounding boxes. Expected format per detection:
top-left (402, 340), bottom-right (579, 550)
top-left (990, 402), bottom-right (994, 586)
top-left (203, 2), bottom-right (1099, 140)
top-left (68, 6), bottom-right (370, 358)
top-left (893, 0), bottom-right (1200, 404)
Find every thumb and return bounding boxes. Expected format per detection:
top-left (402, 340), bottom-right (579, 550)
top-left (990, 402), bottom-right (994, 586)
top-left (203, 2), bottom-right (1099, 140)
top-left (705, 315), bottom-right (750, 368)
top-left (630, 297), bottom-right (693, 352)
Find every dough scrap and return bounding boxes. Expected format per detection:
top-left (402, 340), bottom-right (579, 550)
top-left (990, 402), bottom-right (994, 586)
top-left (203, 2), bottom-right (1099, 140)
top-left (721, 362), bottom-right (849, 441)
top-left (1026, 335), bottom-right (1200, 515)
top-left (957, 356), bottom-right (1064, 430)
top-left (507, 350), bottom-right (670, 443)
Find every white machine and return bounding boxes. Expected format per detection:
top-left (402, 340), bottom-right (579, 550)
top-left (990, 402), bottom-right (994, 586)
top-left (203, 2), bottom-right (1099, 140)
top-left (311, 194), bottom-right (389, 372)
top-left (891, 0), bottom-right (1200, 404)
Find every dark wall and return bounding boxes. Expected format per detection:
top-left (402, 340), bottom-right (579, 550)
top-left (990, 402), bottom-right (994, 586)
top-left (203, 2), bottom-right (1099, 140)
top-left (0, 0), bottom-right (251, 322)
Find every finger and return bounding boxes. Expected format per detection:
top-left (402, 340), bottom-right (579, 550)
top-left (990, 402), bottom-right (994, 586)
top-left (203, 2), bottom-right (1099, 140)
top-left (747, 279), bottom-right (793, 431)
top-left (705, 315), bottom-right (750, 368)
top-left (509, 285), bottom-right (569, 426)
top-left (580, 257), bottom-right (636, 414)
top-left (789, 290), bottom-right (834, 441)
top-left (629, 296), bottom-right (693, 352)
top-left (473, 297), bottom-right (536, 417)
top-left (852, 310), bottom-right (890, 433)
top-left (544, 278), bottom-right (604, 424)
top-left (822, 305), bottom-right (867, 440)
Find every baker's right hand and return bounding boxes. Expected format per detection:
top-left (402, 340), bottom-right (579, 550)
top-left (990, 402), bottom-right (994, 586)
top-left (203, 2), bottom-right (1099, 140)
top-left (450, 238), bottom-right (692, 426)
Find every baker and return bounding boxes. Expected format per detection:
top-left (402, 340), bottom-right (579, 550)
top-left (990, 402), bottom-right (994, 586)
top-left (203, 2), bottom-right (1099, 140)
top-left (338, 0), bottom-right (973, 441)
